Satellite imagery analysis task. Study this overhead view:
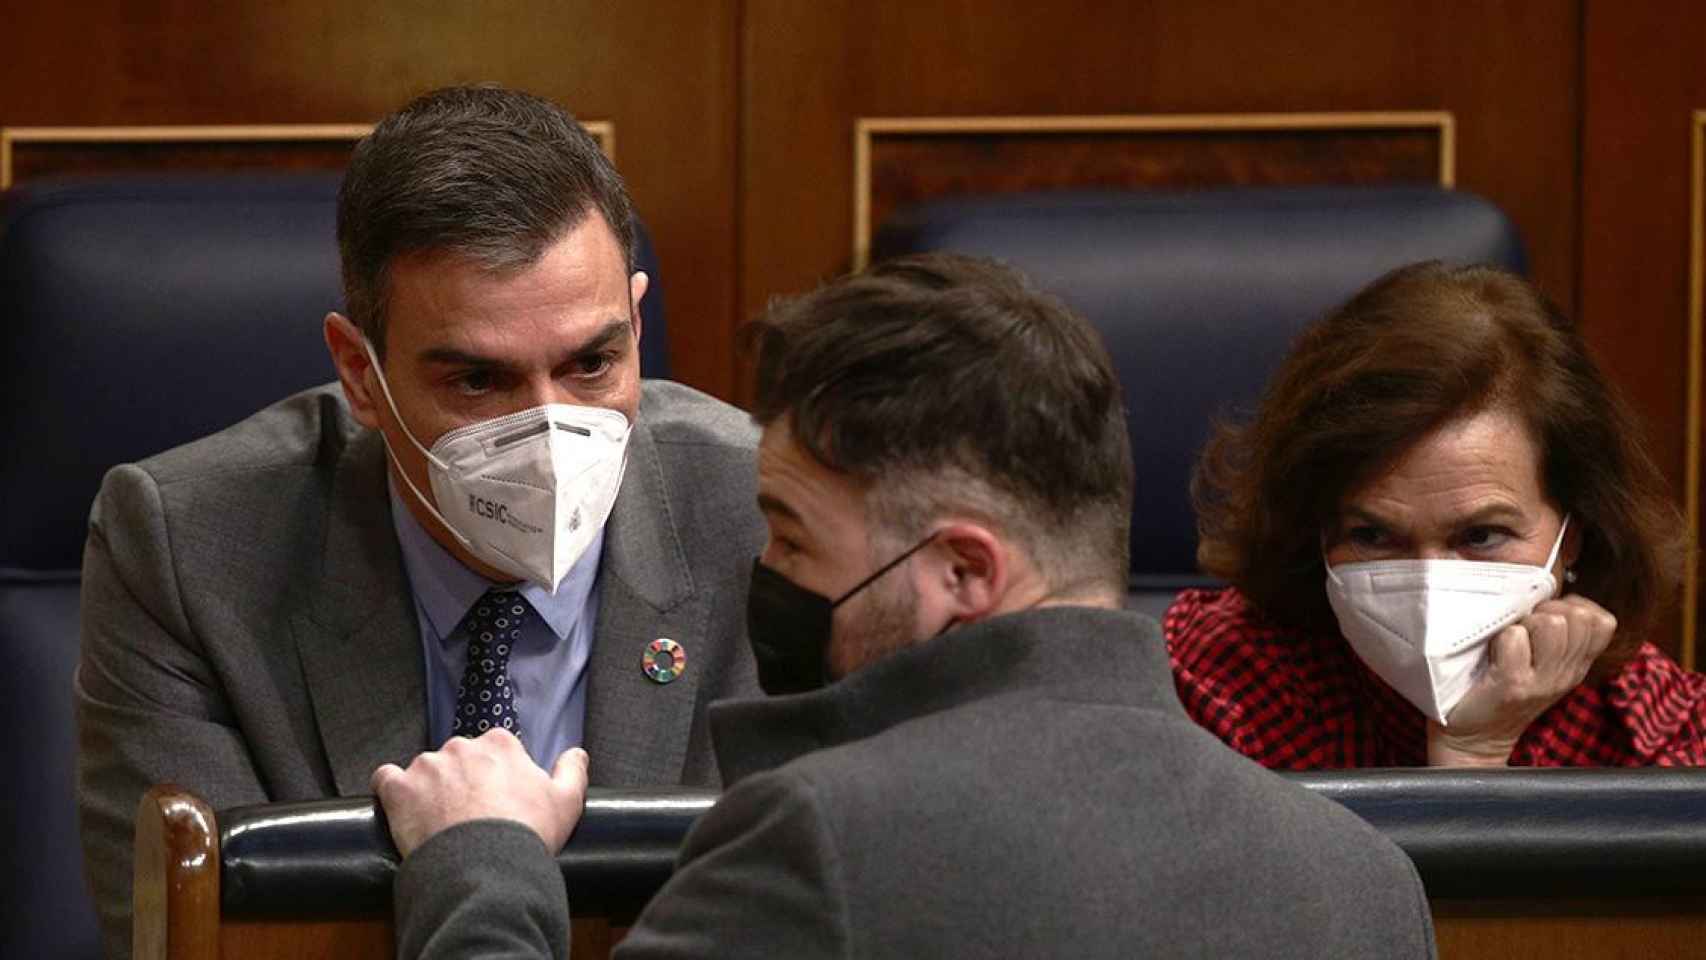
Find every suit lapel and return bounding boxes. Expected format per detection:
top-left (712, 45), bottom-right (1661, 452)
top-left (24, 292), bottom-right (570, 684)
top-left (294, 430), bottom-right (429, 795)
top-left (582, 419), bottom-right (708, 786)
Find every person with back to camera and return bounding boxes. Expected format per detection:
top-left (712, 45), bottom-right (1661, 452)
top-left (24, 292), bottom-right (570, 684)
top-left (1167, 260), bottom-right (1703, 768)
top-left (369, 254), bottom-right (1437, 959)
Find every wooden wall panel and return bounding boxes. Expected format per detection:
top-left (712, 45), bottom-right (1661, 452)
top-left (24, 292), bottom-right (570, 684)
top-left (10, 0), bottom-right (1702, 660)
top-left (1581, 0), bottom-right (1706, 665)
top-left (855, 113), bottom-right (1451, 267)
top-left (740, 0), bottom-right (1582, 355)
top-left (0, 1), bottom-right (741, 400)
top-left (1433, 900), bottom-right (1706, 960)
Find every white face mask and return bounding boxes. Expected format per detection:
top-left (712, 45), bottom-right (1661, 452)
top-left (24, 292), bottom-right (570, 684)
top-left (361, 339), bottom-right (631, 593)
top-left (1324, 517), bottom-right (1570, 726)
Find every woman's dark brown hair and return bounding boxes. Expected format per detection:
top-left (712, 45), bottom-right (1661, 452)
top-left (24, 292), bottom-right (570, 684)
top-left (1193, 261), bottom-right (1685, 665)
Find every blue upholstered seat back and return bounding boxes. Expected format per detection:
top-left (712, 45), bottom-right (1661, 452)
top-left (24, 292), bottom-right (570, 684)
top-left (871, 186), bottom-right (1526, 616)
top-left (2, 176), bottom-right (346, 574)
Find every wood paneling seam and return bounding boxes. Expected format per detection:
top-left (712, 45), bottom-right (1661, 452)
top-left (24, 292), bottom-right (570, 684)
top-left (1685, 110), bottom-right (1705, 671)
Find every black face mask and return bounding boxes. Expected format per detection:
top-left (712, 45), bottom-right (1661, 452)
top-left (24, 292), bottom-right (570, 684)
top-left (745, 534), bottom-right (937, 695)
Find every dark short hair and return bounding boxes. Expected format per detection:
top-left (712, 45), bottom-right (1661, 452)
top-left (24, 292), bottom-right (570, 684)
top-left (745, 253), bottom-right (1134, 596)
top-left (1194, 261), bottom-right (1685, 664)
top-left (337, 84), bottom-right (635, 356)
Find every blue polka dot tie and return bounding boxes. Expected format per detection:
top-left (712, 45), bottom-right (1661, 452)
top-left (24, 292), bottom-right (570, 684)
top-left (452, 590), bottom-right (528, 740)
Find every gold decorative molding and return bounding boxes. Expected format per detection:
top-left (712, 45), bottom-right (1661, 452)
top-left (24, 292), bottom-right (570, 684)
top-left (0, 124), bottom-right (369, 188)
top-left (852, 111), bottom-right (1456, 269)
top-left (1685, 110), bottom-right (1705, 670)
top-left (0, 120), bottom-right (616, 188)
top-left (587, 120), bottom-right (614, 164)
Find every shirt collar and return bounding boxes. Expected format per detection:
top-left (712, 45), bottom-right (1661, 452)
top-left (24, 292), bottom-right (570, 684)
top-left (387, 480), bottom-right (603, 645)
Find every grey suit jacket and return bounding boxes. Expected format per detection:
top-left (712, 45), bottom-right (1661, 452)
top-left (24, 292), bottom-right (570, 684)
top-left (397, 606), bottom-right (1437, 959)
top-left (76, 380), bottom-right (764, 959)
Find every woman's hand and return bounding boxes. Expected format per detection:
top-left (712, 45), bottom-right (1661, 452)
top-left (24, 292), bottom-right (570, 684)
top-left (1427, 595), bottom-right (1617, 766)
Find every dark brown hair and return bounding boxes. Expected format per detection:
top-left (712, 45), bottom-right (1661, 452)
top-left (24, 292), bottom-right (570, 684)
top-left (745, 253), bottom-right (1134, 596)
top-left (337, 84), bottom-right (634, 357)
top-left (1194, 261), bottom-right (1684, 664)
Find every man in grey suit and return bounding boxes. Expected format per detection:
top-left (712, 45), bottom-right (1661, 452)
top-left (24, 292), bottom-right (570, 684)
top-left (373, 255), bottom-right (1437, 958)
top-left (75, 86), bottom-right (763, 958)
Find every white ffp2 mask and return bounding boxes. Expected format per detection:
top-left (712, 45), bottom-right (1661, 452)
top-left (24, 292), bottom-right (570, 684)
top-left (1324, 517), bottom-right (1570, 725)
top-left (362, 339), bottom-right (631, 593)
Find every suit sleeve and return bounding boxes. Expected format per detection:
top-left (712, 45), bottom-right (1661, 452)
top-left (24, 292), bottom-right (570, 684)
top-left (76, 463), bottom-right (270, 959)
top-left (394, 820), bottom-right (570, 960)
top-left (614, 769), bottom-right (849, 959)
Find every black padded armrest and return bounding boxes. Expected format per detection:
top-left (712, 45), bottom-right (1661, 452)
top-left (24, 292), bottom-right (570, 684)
top-left (219, 770), bottom-right (1706, 917)
top-left (1286, 768), bottom-right (1706, 898)
top-left (220, 788), bottom-right (715, 918)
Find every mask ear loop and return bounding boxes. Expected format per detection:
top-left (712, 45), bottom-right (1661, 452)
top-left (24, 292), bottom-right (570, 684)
top-left (360, 338), bottom-right (478, 552)
top-left (1320, 529), bottom-right (1346, 586)
top-left (830, 532), bottom-right (939, 608)
top-left (1543, 514), bottom-right (1571, 573)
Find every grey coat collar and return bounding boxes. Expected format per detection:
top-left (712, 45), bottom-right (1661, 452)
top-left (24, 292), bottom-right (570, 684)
top-left (708, 605), bottom-right (1180, 787)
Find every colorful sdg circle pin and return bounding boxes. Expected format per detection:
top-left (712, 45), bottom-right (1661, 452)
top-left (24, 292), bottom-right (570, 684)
top-left (643, 638), bottom-right (686, 684)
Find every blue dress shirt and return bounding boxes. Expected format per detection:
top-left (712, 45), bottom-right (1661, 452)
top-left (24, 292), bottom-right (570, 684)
top-left (388, 484), bottom-right (603, 770)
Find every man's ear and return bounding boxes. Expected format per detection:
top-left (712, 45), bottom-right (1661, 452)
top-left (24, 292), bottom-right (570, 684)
top-left (930, 521), bottom-right (1007, 625)
top-left (628, 270), bottom-right (649, 346)
top-left (323, 312), bottom-right (382, 430)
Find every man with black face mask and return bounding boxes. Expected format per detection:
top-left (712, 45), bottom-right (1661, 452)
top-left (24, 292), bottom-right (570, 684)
top-left (372, 254), bottom-right (1438, 959)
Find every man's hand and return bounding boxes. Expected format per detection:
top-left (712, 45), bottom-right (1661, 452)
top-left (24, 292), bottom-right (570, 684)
top-left (1428, 595), bottom-right (1617, 766)
top-left (371, 729), bottom-right (590, 858)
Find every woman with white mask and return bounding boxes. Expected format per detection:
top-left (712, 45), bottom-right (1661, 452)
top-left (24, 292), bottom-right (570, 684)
top-left (1166, 261), bottom-right (1702, 767)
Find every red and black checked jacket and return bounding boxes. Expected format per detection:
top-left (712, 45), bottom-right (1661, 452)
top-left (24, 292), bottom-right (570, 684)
top-left (1164, 587), bottom-right (1706, 767)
